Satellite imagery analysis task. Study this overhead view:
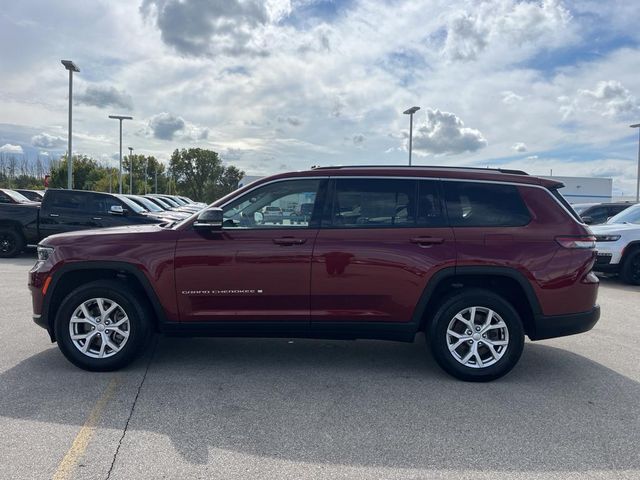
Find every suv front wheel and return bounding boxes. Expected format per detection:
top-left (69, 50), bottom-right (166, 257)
top-left (55, 280), bottom-right (151, 371)
top-left (428, 289), bottom-right (524, 382)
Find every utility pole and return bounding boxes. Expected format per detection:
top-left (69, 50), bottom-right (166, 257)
top-left (631, 123), bottom-right (640, 202)
top-left (128, 146), bottom-right (134, 194)
top-left (61, 60), bottom-right (79, 189)
top-left (403, 106), bottom-right (420, 166)
top-left (108, 115), bottom-right (133, 193)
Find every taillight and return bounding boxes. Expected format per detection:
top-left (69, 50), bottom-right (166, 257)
top-left (555, 235), bottom-right (596, 249)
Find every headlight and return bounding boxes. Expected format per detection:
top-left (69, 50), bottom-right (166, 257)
top-left (37, 246), bottom-right (54, 261)
top-left (595, 235), bottom-right (621, 242)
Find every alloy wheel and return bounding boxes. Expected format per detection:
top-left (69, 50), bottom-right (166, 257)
top-left (68, 298), bottom-right (130, 358)
top-left (446, 306), bottom-right (509, 369)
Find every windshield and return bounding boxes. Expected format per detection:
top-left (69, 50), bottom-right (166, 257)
top-left (128, 195), bottom-right (163, 212)
top-left (158, 196), bottom-right (179, 207)
top-left (3, 189), bottom-right (32, 203)
top-left (116, 195), bottom-right (147, 213)
top-left (607, 204), bottom-right (640, 225)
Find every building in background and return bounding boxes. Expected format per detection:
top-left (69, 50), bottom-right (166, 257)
top-left (542, 176), bottom-right (612, 204)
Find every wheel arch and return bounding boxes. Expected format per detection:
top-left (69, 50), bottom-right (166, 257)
top-left (412, 266), bottom-right (541, 339)
top-left (44, 261), bottom-right (167, 341)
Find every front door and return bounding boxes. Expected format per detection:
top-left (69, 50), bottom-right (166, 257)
top-left (174, 178), bottom-right (325, 323)
top-left (311, 177), bottom-right (456, 324)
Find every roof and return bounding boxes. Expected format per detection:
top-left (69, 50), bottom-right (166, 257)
top-left (265, 165), bottom-right (564, 189)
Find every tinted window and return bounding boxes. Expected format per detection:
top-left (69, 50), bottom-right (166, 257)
top-left (223, 179), bottom-right (321, 229)
top-left (417, 180), bottom-right (445, 227)
top-left (329, 179), bottom-right (410, 228)
top-left (584, 206), bottom-right (608, 224)
top-left (48, 191), bottom-right (91, 212)
top-left (444, 181), bottom-right (530, 227)
top-left (0, 192), bottom-right (12, 204)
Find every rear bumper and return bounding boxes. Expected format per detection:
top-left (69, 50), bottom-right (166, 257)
top-left (529, 305), bottom-right (600, 340)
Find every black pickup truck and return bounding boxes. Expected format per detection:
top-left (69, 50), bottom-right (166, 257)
top-left (0, 189), bottom-right (169, 257)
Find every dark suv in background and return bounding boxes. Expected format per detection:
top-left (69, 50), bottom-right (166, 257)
top-left (29, 166), bottom-right (600, 381)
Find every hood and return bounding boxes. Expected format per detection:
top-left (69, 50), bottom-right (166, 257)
top-left (591, 223), bottom-right (640, 236)
top-left (41, 224), bottom-right (172, 247)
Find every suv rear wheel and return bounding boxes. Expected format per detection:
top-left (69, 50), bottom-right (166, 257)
top-left (428, 289), bottom-right (524, 382)
top-left (55, 280), bottom-right (151, 371)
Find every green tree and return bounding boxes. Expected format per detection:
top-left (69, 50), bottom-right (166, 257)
top-left (168, 148), bottom-right (243, 202)
top-left (49, 155), bottom-right (104, 190)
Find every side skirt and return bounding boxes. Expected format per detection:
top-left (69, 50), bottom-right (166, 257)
top-left (159, 321), bottom-right (419, 343)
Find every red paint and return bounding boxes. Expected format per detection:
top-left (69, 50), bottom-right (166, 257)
top-left (30, 166), bottom-right (599, 333)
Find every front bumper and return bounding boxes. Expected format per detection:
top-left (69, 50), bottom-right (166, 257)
top-left (529, 305), bottom-right (600, 340)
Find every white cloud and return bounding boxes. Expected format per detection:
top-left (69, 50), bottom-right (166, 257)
top-left (512, 142), bottom-right (527, 152)
top-left (443, 0), bottom-right (573, 62)
top-left (31, 132), bottom-right (65, 148)
top-left (502, 91), bottom-right (523, 104)
top-left (0, 144), bottom-right (24, 154)
top-left (410, 109), bottom-right (487, 156)
top-left (560, 80), bottom-right (640, 120)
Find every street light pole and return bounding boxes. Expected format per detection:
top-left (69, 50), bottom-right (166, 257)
top-left (108, 115), bottom-right (133, 194)
top-left (61, 60), bottom-right (80, 189)
top-left (128, 147), bottom-right (134, 194)
top-left (632, 123), bottom-right (640, 202)
top-left (403, 106), bottom-right (420, 166)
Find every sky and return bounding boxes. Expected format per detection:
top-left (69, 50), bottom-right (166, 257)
top-left (1, 0), bottom-right (640, 196)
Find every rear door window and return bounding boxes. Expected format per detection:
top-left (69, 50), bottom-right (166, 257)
top-left (329, 178), bottom-right (417, 228)
top-left (443, 181), bottom-right (530, 227)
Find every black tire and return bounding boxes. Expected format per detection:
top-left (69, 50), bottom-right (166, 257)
top-left (54, 280), bottom-right (152, 371)
top-left (0, 228), bottom-right (24, 258)
top-left (620, 249), bottom-right (640, 285)
top-left (428, 288), bottom-right (525, 382)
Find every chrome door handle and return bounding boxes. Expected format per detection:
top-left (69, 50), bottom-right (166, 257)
top-left (92, 217), bottom-right (102, 220)
top-left (49, 213), bottom-right (59, 217)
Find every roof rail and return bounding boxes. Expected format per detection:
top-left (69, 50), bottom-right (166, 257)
top-left (310, 165), bottom-right (529, 175)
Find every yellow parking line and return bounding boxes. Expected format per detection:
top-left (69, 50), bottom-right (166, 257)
top-left (52, 377), bottom-right (119, 480)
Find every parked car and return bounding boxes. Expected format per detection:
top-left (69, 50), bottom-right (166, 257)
top-left (591, 203), bottom-right (640, 284)
top-left (15, 189), bottom-right (45, 202)
top-left (124, 195), bottom-right (190, 221)
top-left (262, 206), bottom-right (283, 224)
top-left (29, 166), bottom-right (600, 381)
top-left (145, 194), bottom-right (201, 213)
top-left (0, 188), bottom-right (38, 205)
top-left (0, 189), bottom-right (166, 257)
top-left (573, 202), bottom-right (635, 225)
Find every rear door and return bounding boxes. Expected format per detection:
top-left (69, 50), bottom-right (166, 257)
top-left (310, 177), bottom-right (456, 324)
top-left (38, 191), bottom-right (102, 238)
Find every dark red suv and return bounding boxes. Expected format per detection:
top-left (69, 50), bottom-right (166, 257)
top-left (28, 166), bottom-right (600, 381)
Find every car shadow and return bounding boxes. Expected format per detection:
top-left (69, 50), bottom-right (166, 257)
top-left (1, 337), bottom-right (638, 472)
top-left (597, 274), bottom-right (640, 291)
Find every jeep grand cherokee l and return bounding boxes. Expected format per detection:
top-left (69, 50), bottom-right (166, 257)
top-left (28, 166), bottom-right (600, 381)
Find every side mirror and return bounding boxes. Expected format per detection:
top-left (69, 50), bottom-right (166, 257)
top-left (581, 216), bottom-right (593, 225)
top-left (194, 207), bottom-right (223, 230)
top-left (110, 205), bottom-right (125, 215)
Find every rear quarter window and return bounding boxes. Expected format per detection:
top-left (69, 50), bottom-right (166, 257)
top-left (444, 181), bottom-right (531, 227)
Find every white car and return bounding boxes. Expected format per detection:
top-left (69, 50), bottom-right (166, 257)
top-left (591, 203), bottom-right (640, 284)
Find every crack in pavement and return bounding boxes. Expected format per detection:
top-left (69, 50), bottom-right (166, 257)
top-left (105, 336), bottom-right (158, 480)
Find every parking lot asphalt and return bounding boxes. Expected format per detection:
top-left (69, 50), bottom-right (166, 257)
top-left (1, 253), bottom-right (639, 480)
